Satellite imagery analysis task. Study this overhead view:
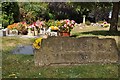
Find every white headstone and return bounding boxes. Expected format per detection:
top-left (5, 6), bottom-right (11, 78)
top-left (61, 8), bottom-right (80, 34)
top-left (0, 30), bottom-right (3, 37)
top-left (83, 15), bottom-right (86, 24)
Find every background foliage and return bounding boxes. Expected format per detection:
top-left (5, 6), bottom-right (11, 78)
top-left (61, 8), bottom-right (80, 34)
top-left (2, 2), bottom-right (113, 28)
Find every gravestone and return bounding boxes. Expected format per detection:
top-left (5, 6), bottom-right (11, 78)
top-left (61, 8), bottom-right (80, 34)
top-left (34, 37), bottom-right (119, 66)
top-left (83, 15), bottom-right (86, 24)
top-left (0, 30), bottom-right (3, 37)
top-left (12, 45), bottom-right (34, 55)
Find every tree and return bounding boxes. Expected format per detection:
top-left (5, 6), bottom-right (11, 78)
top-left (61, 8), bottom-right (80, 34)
top-left (93, 2), bottom-right (112, 22)
top-left (19, 2), bottom-right (49, 23)
top-left (109, 2), bottom-right (120, 32)
top-left (2, 2), bottom-right (20, 28)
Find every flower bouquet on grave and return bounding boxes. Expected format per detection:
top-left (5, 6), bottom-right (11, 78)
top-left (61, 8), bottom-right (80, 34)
top-left (50, 26), bottom-right (59, 31)
top-left (7, 23), bottom-right (19, 35)
top-left (16, 22), bottom-right (28, 35)
top-left (101, 21), bottom-right (110, 28)
top-left (34, 20), bottom-right (46, 35)
top-left (58, 19), bottom-right (76, 36)
top-left (27, 24), bottom-right (36, 36)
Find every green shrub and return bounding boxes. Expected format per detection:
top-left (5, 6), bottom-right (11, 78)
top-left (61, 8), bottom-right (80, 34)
top-left (97, 21), bottom-right (104, 24)
top-left (85, 21), bottom-right (91, 25)
top-left (2, 19), bottom-right (9, 28)
top-left (45, 20), bottom-right (59, 27)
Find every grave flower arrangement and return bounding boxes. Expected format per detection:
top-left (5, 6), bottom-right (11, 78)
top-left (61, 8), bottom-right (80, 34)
top-left (7, 22), bottom-right (28, 35)
top-left (27, 20), bottom-right (46, 36)
top-left (17, 22), bottom-right (28, 34)
top-left (28, 24), bottom-right (35, 31)
top-left (28, 20), bottom-right (46, 31)
top-left (7, 22), bottom-right (27, 30)
top-left (46, 20), bottom-right (59, 30)
top-left (7, 23), bottom-right (18, 35)
top-left (7, 23), bottom-right (18, 30)
top-left (58, 19), bottom-right (76, 32)
top-left (101, 21), bottom-right (110, 28)
top-left (34, 20), bottom-right (46, 29)
top-left (50, 26), bottom-right (59, 30)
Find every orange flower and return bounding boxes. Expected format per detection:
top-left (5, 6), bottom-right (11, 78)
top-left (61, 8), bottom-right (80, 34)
top-left (7, 23), bottom-right (18, 30)
top-left (7, 25), bottom-right (13, 29)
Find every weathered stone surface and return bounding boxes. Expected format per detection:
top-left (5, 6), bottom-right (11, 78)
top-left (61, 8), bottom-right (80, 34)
top-left (34, 37), bottom-right (119, 66)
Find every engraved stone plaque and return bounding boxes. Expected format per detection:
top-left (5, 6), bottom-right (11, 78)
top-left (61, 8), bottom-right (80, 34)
top-left (34, 37), bottom-right (119, 66)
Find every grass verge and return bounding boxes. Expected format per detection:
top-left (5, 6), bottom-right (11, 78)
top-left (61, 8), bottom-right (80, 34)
top-left (1, 37), bottom-right (119, 78)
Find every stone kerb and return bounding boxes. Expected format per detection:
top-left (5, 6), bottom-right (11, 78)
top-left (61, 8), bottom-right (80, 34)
top-left (34, 37), bottom-right (119, 66)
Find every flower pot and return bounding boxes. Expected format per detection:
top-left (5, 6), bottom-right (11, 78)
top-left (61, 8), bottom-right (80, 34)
top-left (27, 29), bottom-right (32, 36)
top-left (9, 29), bottom-right (18, 35)
top-left (21, 29), bottom-right (28, 35)
top-left (35, 30), bottom-right (38, 36)
top-left (31, 31), bottom-right (35, 36)
top-left (60, 32), bottom-right (70, 37)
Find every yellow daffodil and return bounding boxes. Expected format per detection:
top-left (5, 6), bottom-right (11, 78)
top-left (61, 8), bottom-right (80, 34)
top-left (50, 26), bottom-right (59, 30)
top-left (33, 38), bottom-right (42, 49)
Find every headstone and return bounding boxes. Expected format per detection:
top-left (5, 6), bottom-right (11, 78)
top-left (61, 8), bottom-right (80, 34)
top-left (0, 30), bottom-right (3, 37)
top-left (12, 45), bottom-right (34, 55)
top-left (83, 15), bottom-right (86, 24)
top-left (2, 28), bottom-right (9, 36)
top-left (35, 37), bottom-right (119, 66)
top-left (3, 30), bottom-right (6, 36)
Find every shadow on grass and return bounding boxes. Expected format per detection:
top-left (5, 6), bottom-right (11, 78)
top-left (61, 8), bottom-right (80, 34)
top-left (71, 30), bottom-right (120, 37)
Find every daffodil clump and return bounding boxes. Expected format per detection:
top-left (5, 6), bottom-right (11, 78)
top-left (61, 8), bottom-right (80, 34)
top-left (33, 38), bottom-right (42, 49)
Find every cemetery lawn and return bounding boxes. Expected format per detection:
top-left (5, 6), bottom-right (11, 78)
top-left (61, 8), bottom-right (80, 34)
top-left (1, 36), bottom-right (119, 78)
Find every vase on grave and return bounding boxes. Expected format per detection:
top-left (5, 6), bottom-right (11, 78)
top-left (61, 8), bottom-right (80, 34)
top-left (31, 31), bottom-right (35, 36)
top-left (2, 28), bottom-right (9, 36)
top-left (2, 30), bottom-right (6, 36)
top-left (60, 31), bottom-right (70, 37)
top-left (35, 30), bottom-right (38, 36)
top-left (9, 29), bottom-right (18, 35)
top-left (21, 29), bottom-right (28, 35)
top-left (39, 29), bottom-right (43, 35)
top-left (27, 28), bottom-right (32, 36)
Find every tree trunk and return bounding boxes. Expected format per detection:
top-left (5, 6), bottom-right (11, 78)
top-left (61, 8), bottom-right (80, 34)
top-left (109, 2), bottom-right (120, 32)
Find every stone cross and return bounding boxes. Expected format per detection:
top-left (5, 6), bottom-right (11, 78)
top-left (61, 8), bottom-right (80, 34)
top-left (83, 15), bottom-right (86, 24)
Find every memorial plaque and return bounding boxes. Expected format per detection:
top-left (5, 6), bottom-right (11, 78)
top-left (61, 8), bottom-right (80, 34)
top-left (34, 37), bottom-right (119, 66)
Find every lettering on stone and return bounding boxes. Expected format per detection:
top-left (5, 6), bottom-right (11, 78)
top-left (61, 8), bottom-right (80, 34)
top-left (35, 37), bottom-right (119, 66)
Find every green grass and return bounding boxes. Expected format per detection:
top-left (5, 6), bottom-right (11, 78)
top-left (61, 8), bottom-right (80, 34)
top-left (71, 30), bottom-right (120, 37)
top-left (1, 36), bottom-right (119, 78)
top-left (71, 26), bottom-right (120, 50)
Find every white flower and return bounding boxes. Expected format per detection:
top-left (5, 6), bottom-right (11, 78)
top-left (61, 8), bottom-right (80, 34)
top-left (28, 25), bottom-right (32, 28)
top-left (64, 24), bottom-right (67, 27)
top-left (71, 20), bottom-right (75, 24)
top-left (67, 22), bottom-right (70, 25)
top-left (31, 24), bottom-right (35, 28)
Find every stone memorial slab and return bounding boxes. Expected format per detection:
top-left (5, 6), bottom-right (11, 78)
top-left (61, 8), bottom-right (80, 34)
top-left (34, 37), bottom-right (119, 66)
top-left (12, 45), bottom-right (34, 55)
